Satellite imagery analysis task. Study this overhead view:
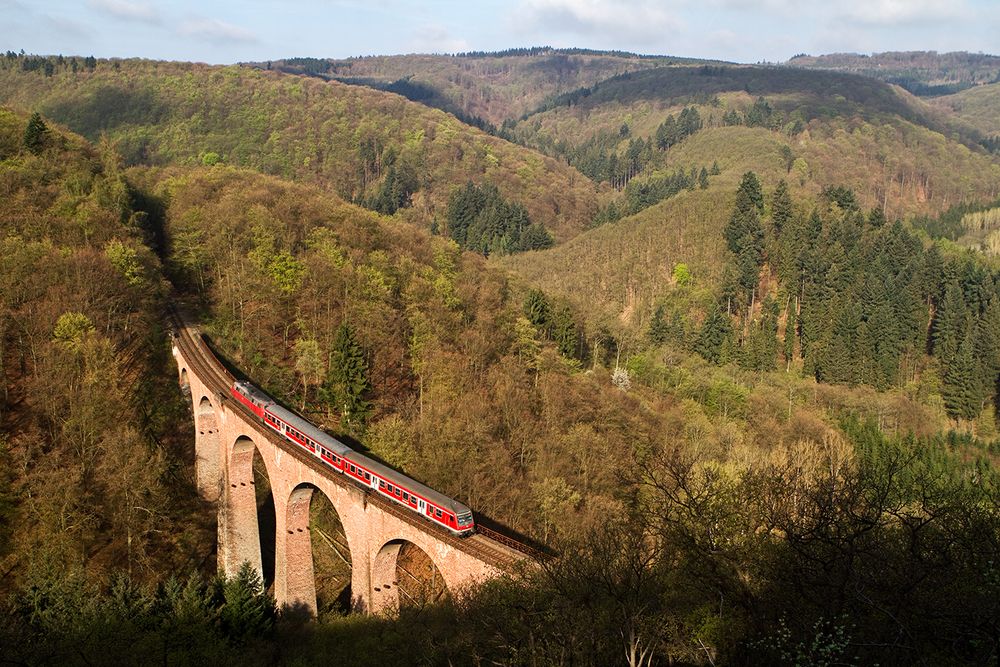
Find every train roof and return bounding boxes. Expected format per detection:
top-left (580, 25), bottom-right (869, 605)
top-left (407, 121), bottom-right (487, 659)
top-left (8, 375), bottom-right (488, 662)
top-left (260, 393), bottom-right (471, 516)
top-left (264, 402), bottom-right (354, 457)
top-left (341, 449), bottom-right (472, 516)
top-left (242, 382), bottom-right (472, 515)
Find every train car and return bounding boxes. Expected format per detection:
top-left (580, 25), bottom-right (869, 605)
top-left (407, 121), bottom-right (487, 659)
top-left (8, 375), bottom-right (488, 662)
top-left (230, 381), bottom-right (475, 536)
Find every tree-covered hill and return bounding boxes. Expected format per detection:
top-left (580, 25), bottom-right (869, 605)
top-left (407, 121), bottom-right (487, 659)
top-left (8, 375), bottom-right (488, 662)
top-left (507, 65), bottom-right (1000, 222)
top-left (255, 48), bottom-right (721, 127)
top-left (0, 56), bottom-right (605, 245)
top-left (787, 50), bottom-right (1000, 96)
top-left (0, 107), bottom-right (209, 591)
top-left (932, 80), bottom-right (1000, 138)
top-left (3, 106), bottom-right (1000, 666)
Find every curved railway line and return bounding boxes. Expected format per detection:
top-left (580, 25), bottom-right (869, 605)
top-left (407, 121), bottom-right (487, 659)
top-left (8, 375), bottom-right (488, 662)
top-left (168, 306), bottom-right (544, 572)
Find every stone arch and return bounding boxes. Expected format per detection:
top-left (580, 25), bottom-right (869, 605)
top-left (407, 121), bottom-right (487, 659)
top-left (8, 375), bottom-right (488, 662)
top-left (370, 539), bottom-right (449, 615)
top-left (195, 396), bottom-right (222, 502)
top-left (277, 483), bottom-right (354, 618)
top-left (224, 435), bottom-right (274, 585)
top-left (179, 367), bottom-right (189, 392)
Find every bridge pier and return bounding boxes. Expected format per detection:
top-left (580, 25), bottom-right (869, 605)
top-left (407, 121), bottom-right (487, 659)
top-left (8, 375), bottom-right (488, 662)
top-left (275, 485), bottom-right (318, 616)
top-left (222, 436), bottom-right (265, 582)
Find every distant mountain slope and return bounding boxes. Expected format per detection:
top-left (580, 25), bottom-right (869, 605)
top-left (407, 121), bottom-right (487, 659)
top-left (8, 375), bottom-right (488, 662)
top-left (257, 49), bottom-right (723, 126)
top-left (0, 58), bottom-right (605, 243)
top-left (787, 51), bottom-right (1000, 96)
top-left (510, 66), bottom-right (1000, 221)
top-left (499, 118), bottom-right (1000, 329)
top-left (932, 81), bottom-right (1000, 137)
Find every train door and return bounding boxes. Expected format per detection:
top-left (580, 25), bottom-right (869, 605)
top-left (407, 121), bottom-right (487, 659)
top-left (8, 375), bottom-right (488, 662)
top-left (417, 499), bottom-right (426, 515)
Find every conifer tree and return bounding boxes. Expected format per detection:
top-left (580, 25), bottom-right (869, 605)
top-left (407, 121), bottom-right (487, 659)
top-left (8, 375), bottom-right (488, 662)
top-left (770, 180), bottom-right (793, 237)
top-left (523, 289), bottom-right (552, 332)
top-left (23, 111), bottom-right (47, 154)
top-left (975, 296), bottom-right (1000, 403)
top-left (783, 304), bottom-right (796, 367)
top-left (648, 305), bottom-right (669, 344)
top-left (552, 305), bottom-right (579, 359)
top-left (932, 281), bottom-right (966, 364)
top-left (695, 306), bottom-right (733, 364)
top-left (942, 327), bottom-right (981, 421)
top-left (324, 323), bottom-right (371, 428)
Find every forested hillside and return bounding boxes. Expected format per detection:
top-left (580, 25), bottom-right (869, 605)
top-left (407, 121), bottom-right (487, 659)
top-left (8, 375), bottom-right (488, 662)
top-left (932, 81), bottom-right (1000, 139)
top-left (3, 41), bottom-right (1000, 665)
top-left (508, 66), bottom-right (1000, 221)
top-left (787, 51), bottom-right (1000, 96)
top-left (256, 48), bottom-right (708, 127)
top-left (0, 108), bottom-right (209, 591)
top-left (0, 55), bottom-right (605, 245)
top-left (3, 94), bottom-right (1000, 663)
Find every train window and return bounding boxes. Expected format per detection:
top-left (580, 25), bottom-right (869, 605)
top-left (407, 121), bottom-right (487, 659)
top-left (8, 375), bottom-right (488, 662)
top-left (435, 509), bottom-right (442, 518)
top-left (403, 492), bottom-right (409, 501)
top-left (395, 488), bottom-right (401, 497)
top-left (379, 480), bottom-right (385, 489)
top-left (364, 472), bottom-right (370, 481)
top-left (349, 464), bottom-right (355, 473)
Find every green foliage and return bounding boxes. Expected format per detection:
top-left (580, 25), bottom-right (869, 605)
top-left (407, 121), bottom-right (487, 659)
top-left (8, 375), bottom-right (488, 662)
top-left (219, 563), bottom-right (276, 643)
top-left (105, 239), bottom-right (145, 287)
top-left (723, 172), bottom-right (766, 308)
top-left (695, 307), bottom-right (733, 364)
top-left (0, 59), bottom-right (604, 244)
top-left (523, 288), bottom-right (551, 329)
top-left (323, 323), bottom-right (371, 428)
top-left (22, 111), bottom-right (47, 153)
top-left (672, 262), bottom-right (692, 287)
top-left (446, 181), bottom-right (550, 256)
top-left (52, 311), bottom-right (95, 348)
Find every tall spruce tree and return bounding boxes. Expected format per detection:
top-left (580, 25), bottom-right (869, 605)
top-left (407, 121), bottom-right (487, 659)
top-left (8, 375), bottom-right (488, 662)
top-left (770, 180), bottom-right (793, 237)
top-left (695, 306), bottom-right (733, 364)
top-left (324, 323), bottom-right (371, 428)
top-left (649, 305), bottom-right (669, 344)
top-left (942, 326), bottom-right (981, 421)
top-left (23, 112), bottom-right (47, 154)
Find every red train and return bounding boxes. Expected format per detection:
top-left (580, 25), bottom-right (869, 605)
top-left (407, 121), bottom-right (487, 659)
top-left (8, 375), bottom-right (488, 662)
top-left (230, 380), bottom-right (475, 536)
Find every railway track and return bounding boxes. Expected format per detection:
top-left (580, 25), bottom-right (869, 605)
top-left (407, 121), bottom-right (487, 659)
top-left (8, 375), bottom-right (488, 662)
top-left (167, 305), bottom-right (538, 571)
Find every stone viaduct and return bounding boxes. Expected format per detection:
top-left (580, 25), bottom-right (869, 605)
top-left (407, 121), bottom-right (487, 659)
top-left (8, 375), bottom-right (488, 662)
top-left (170, 315), bottom-right (531, 616)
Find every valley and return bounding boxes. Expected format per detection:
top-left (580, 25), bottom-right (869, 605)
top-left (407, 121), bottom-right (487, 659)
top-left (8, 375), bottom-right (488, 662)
top-left (1, 36), bottom-right (999, 666)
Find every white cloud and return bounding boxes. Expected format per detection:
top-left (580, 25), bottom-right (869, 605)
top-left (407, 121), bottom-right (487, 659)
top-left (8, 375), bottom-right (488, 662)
top-left (836, 0), bottom-right (968, 25)
top-left (409, 24), bottom-right (469, 54)
top-left (517, 0), bottom-right (683, 45)
top-left (89, 0), bottom-right (160, 24)
top-left (179, 18), bottom-right (258, 43)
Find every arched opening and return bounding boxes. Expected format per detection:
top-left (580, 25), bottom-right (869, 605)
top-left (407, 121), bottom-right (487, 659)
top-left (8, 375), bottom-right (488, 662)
top-left (371, 539), bottom-right (449, 615)
top-left (281, 484), bottom-right (352, 619)
top-left (179, 367), bottom-right (189, 392)
top-left (195, 397), bottom-right (222, 502)
top-left (226, 436), bottom-right (275, 588)
top-left (310, 488), bottom-right (352, 615)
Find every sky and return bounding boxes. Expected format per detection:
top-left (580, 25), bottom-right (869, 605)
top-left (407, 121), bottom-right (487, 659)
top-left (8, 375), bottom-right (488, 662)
top-left (2, 0), bottom-right (998, 65)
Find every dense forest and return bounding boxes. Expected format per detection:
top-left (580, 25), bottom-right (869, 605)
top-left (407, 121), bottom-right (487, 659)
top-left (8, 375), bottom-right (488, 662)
top-left (787, 51), bottom-right (1000, 96)
top-left (3, 41), bottom-right (1000, 667)
top-left (0, 53), bottom-right (606, 246)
